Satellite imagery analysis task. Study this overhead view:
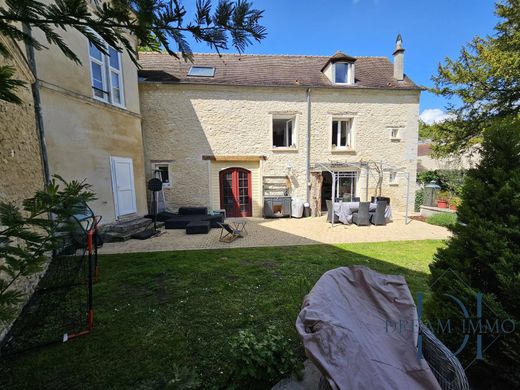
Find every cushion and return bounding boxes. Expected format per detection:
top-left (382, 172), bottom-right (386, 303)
top-left (186, 221), bottom-right (210, 234)
top-left (164, 218), bottom-right (194, 229)
top-left (178, 207), bottom-right (208, 216)
top-left (201, 214), bottom-right (224, 228)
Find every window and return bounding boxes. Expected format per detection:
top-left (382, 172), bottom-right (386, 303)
top-left (272, 117), bottom-right (295, 148)
top-left (389, 171), bottom-right (398, 185)
top-left (390, 128), bottom-right (400, 140)
top-left (332, 119), bottom-right (352, 149)
top-left (188, 66), bottom-right (215, 77)
top-left (153, 163), bottom-right (171, 188)
top-left (89, 40), bottom-right (124, 106)
top-left (334, 62), bottom-right (353, 84)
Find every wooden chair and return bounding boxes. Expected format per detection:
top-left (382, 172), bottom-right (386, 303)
top-left (218, 221), bottom-right (247, 243)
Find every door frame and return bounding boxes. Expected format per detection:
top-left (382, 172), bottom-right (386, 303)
top-left (110, 156), bottom-right (137, 218)
top-left (219, 167), bottom-right (252, 217)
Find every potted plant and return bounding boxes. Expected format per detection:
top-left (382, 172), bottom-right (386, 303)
top-left (450, 196), bottom-right (461, 211)
top-left (437, 191), bottom-right (449, 208)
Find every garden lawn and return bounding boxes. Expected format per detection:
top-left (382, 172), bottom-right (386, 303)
top-left (1, 240), bottom-right (444, 389)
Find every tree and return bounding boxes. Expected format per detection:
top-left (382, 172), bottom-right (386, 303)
top-left (429, 0), bottom-right (520, 155)
top-left (0, 0), bottom-right (266, 103)
top-left (0, 176), bottom-right (96, 324)
top-left (426, 116), bottom-right (520, 388)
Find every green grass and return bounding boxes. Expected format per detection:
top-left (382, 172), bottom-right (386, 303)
top-left (426, 212), bottom-right (457, 227)
top-left (1, 240), bottom-right (444, 389)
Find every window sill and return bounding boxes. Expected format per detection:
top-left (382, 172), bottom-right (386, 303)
top-left (389, 183), bottom-right (399, 186)
top-left (331, 148), bottom-right (356, 155)
top-left (390, 138), bottom-right (401, 142)
top-left (271, 147), bottom-right (299, 153)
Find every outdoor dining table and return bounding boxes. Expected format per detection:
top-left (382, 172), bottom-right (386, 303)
top-left (333, 201), bottom-right (393, 224)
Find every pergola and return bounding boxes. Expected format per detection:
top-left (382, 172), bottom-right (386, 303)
top-left (313, 161), bottom-right (412, 226)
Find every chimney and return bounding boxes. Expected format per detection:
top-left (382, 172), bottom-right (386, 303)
top-left (393, 34), bottom-right (405, 81)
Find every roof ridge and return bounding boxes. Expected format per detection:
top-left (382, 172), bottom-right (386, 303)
top-left (138, 51), bottom-right (389, 59)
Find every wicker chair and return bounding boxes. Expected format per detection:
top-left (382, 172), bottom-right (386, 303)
top-left (317, 322), bottom-right (469, 390)
top-left (352, 202), bottom-right (370, 226)
top-left (326, 200), bottom-right (339, 223)
top-left (419, 322), bottom-right (470, 390)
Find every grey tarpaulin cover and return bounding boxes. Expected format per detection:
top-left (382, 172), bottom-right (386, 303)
top-left (296, 266), bottom-right (441, 390)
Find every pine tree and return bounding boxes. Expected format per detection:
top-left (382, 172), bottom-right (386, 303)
top-left (426, 115), bottom-right (520, 388)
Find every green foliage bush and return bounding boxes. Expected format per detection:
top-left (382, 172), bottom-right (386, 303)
top-left (415, 189), bottom-right (425, 212)
top-left (0, 176), bottom-right (95, 323)
top-left (425, 212), bottom-right (457, 227)
top-left (426, 117), bottom-right (520, 388)
top-left (229, 326), bottom-right (303, 388)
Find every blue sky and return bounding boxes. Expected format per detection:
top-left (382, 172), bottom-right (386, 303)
top-left (183, 0), bottom-right (498, 122)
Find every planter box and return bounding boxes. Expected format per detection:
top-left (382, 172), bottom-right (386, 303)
top-left (420, 205), bottom-right (456, 218)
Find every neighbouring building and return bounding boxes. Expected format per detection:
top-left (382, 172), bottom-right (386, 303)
top-left (138, 36), bottom-right (422, 217)
top-left (417, 142), bottom-right (479, 172)
top-left (28, 4), bottom-right (148, 222)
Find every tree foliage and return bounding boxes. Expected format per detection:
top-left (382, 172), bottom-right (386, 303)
top-left (0, 176), bottom-right (96, 324)
top-left (429, 0), bottom-right (520, 155)
top-left (0, 0), bottom-right (266, 103)
top-left (426, 116), bottom-right (520, 388)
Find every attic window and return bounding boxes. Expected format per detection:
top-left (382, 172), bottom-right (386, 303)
top-left (334, 62), bottom-right (354, 84)
top-left (188, 66), bottom-right (215, 77)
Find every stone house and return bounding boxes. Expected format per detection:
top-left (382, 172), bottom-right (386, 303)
top-left (138, 37), bottom-right (421, 217)
top-left (28, 22), bottom-right (148, 222)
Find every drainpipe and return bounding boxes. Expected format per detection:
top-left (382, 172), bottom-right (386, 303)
top-left (23, 24), bottom-right (50, 186)
top-left (306, 88), bottom-right (311, 204)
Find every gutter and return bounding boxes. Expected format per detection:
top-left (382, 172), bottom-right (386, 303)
top-left (306, 88), bottom-right (311, 204)
top-left (23, 24), bottom-right (50, 185)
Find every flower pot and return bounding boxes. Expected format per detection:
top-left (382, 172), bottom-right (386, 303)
top-left (437, 200), bottom-right (448, 208)
top-left (450, 204), bottom-right (457, 211)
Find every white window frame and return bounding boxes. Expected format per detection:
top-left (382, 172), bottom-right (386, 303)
top-left (390, 127), bottom-right (401, 140)
top-left (89, 39), bottom-right (125, 107)
top-left (332, 118), bottom-right (353, 149)
top-left (333, 62), bottom-right (354, 85)
top-left (89, 41), bottom-right (108, 103)
top-left (108, 47), bottom-right (125, 108)
top-left (271, 116), bottom-right (297, 149)
top-left (389, 171), bottom-right (398, 185)
top-left (152, 162), bottom-right (172, 188)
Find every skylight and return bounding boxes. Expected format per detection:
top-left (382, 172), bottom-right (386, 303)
top-left (188, 66), bottom-right (215, 77)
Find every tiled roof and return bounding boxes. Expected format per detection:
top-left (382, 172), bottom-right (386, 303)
top-left (138, 52), bottom-right (421, 90)
top-left (418, 143), bottom-right (432, 156)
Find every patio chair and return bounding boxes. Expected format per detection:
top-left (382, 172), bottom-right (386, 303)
top-left (418, 322), bottom-right (470, 390)
top-left (326, 200), bottom-right (340, 223)
top-left (352, 196), bottom-right (361, 202)
top-left (370, 201), bottom-right (387, 226)
top-left (218, 221), bottom-right (247, 243)
top-left (352, 202), bottom-right (370, 226)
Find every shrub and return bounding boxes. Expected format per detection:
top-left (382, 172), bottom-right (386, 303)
top-left (425, 212), bottom-right (457, 227)
top-left (229, 326), bottom-right (303, 388)
top-left (415, 189), bottom-right (425, 212)
top-left (426, 117), bottom-right (520, 388)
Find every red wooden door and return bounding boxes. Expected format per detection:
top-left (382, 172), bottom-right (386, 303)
top-left (220, 168), bottom-right (252, 217)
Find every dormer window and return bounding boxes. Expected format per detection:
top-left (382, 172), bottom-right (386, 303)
top-left (334, 63), bottom-right (352, 84)
top-left (188, 66), bottom-right (215, 77)
top-left (322, 52), bottom-right (356, 85)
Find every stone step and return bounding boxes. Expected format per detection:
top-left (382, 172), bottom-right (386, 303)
top-left (100, 216), bottom-right (164, 242)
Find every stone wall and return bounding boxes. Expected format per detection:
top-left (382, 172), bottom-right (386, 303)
top-left (0, 38), bottom-right (46, 340)
top-left (139, 83), bottom-right (419, 215)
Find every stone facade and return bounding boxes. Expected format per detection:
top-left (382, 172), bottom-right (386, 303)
top-left (0, 37), bottom-right (47, 340)
top-left (30, 12), bottom-right (148, 223)
top-left (0, 38), bottom-right (44, 207)
top-left (139, 83), bottom-right (419, 216)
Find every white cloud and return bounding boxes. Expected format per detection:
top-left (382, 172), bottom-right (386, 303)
top-left (420, 108), bottom-right (453, 125)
